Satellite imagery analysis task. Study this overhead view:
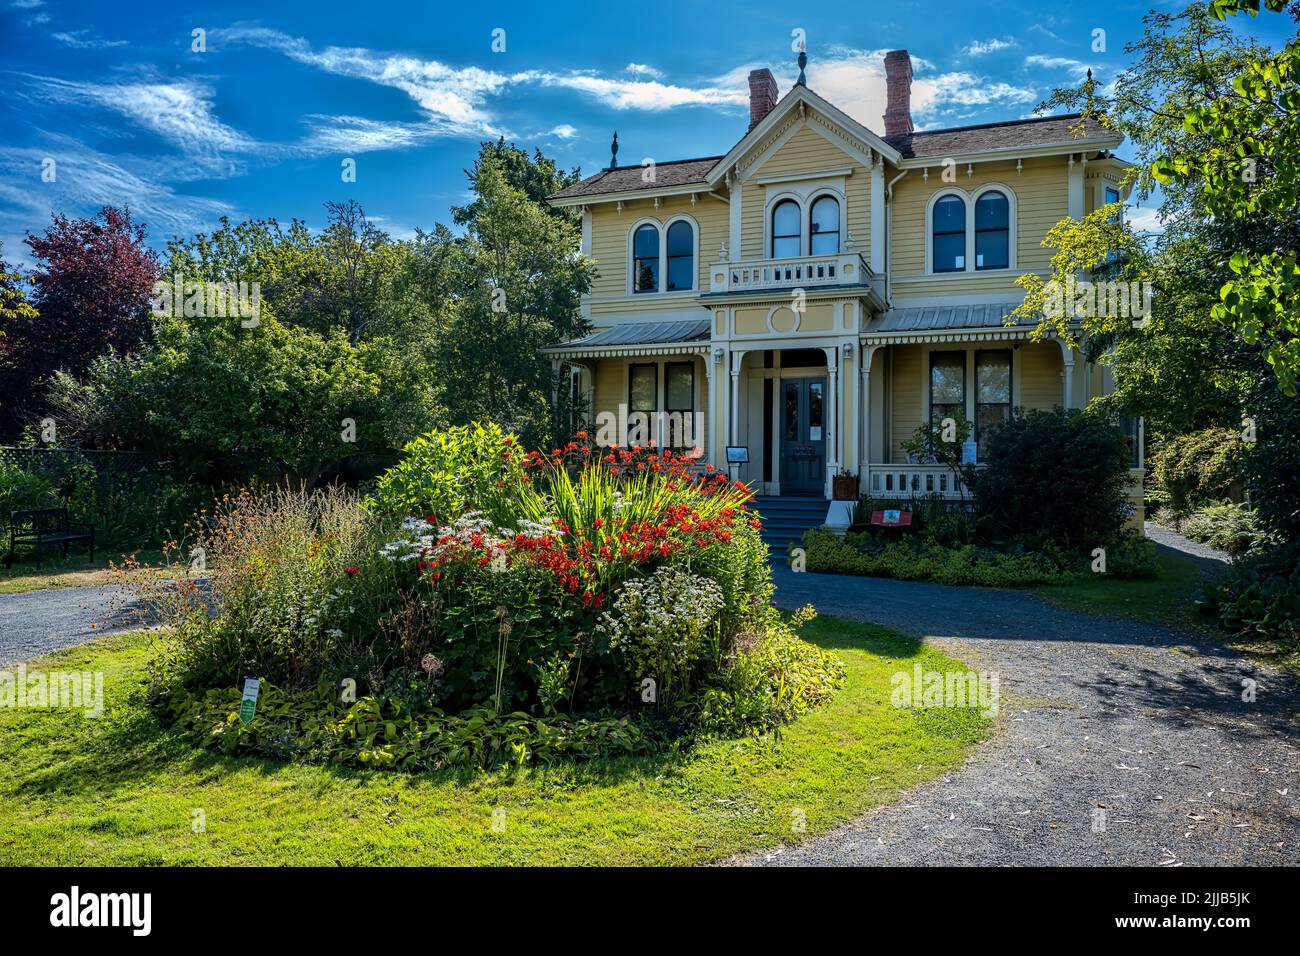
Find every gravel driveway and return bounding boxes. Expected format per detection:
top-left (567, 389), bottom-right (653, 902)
top-left (0, 585), bottom-right (150, 667)
top-left (734, 549), bottom-right (1299, 866)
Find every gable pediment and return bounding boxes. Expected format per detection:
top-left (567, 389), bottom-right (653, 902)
top-left (708, 85), bottom-right (900, 187)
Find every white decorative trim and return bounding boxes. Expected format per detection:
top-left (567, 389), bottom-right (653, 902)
top-left (922, 183), bottom-right (1018, 276)
top-left (755, 165), bottom-right (854, 186)
top-left (624, 214), bottom-right (700, 295)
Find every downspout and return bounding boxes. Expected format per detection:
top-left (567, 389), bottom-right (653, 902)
top-left (884, 169), bottom-right (909, 306)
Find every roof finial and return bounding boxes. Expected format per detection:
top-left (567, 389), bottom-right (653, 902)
top-left (1086, 68), bottom-right (1093, 83)
top-left (797, 42), bottom-right (808, 86)
top-left (609, 131), bottom-right (619, 170)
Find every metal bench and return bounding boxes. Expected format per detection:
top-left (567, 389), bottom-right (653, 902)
top-left (7, 508), bottom-right (95, 569)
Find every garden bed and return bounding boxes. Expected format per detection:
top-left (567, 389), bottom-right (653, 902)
top-left (130, 425), bottom-right (846, 771)
top-left (0, 620), bottom-right (989, 865)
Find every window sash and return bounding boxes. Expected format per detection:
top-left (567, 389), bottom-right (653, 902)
top-left (975, 350), bottom-right (1012, 458)
top-left (929, 351), bottom-right (966, 425)
top-left (772, 201), bottom-right (800, 257)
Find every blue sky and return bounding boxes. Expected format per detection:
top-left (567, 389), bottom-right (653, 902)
top-left (1, 0), bottom-right (1292, 266)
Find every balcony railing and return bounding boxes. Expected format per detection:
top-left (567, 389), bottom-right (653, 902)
top-left (864, 463), bottom-right (975, 501)
top-left (709, 252), bottom-right (877, 295)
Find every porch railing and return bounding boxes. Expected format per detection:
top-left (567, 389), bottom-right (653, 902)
top-left (708, 252), bottom-right (877, 295)
top-left (864, 463), bottom-right (975, 501)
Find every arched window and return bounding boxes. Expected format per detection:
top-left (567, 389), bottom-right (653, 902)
top-left (809, 196), bottom-right (840, 255)
top-left (974, 190), bottom-right (1009, 270)
top-left (665, 220), bottom-right (694, 291)
top-left (932, 195), bottom-right (966, 273)
top-left (632, 224), bottom-right (659, 293)
top-left (771, 200), bottom-right (800, 258)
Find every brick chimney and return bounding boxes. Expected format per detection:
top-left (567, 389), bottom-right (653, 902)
top-left (748, 68), bottom-right (779, 131)
top-left (883, 50), bottom-right (914, 137)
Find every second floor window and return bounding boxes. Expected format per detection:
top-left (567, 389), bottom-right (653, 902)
top-left (932, 195), bottom-right (966, 272)
top-left (974, 191), bottom-right (1010, 270)
top-left (633, 224), bottom-right (659, 293)
top-left (771, 200), bottom-right (800, 258)
top-left (665, 221), bottom-right (693, 291)
top-left (809, 196), bottom-right (840, 255)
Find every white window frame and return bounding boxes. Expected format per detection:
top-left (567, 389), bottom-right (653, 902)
top-left (625, 215), bottom-right (699, 295)
top-left (763, 184), bottom-right (848, 259)
top-left (924, 184), bottom-right (1018, 275)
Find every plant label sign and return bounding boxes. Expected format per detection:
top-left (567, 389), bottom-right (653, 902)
top-left (239, 678), bottom-right (260, 726)
top-left (961, 440), bottom-right (978, 465)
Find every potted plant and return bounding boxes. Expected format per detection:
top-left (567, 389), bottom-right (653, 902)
top-left (832, 468), bottom-right (858, 500)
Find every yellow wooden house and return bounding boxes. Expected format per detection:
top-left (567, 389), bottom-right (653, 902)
top-left (545, 50), bottom-right (1142, 525)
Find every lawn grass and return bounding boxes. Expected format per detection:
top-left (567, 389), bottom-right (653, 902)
top-left (0, 617), bottom-right (989, 865)
top-left (0, 547), bottom-right (168, 596)
top-left (1035, 552), bottom-right (1211, 634)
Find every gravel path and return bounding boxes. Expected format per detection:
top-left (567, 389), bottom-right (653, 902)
top-left (1144, 519), bottom-right (1233, 578)
top-left (733, 560), bottom-right (1300, 866)
top-left (0, 585), bottom-right (150, 667)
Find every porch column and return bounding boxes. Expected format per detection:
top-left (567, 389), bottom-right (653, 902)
top-left (859, 344), bottom-right (876, 494)
top-left (551, 357), bottom-right (562, 436)
top-left (702, 349), bottom-right (716, 461)
top-left (729, 349), bottom-right (747, 448)
top-left (1055, 338), bottom-right (1076, 409)
top-left (822, 345), bottom-right (839, 497)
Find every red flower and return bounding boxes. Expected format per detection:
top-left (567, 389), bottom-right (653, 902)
top-left (343, 566), bottom-right (358, 576)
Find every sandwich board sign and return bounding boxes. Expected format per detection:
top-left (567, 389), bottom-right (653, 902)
top-left (239, 678), bottom-right (260, 726)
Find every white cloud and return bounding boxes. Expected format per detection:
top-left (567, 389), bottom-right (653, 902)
top-left (546, 124), bottom-right (578, 139)
top-left (297, 115), bottom-right (439, 153)
top-left (521, 70), bottom-right (745, 111)
top-left (0, 138), bottom-right (237, 251)
top-left (20, 74), bottom-right (257, 175)
top-left (625, 63), bottom-right (664, 80)
top-left (50, 29), bottom-right (127, 49)
top-left (211, 26), bottom-right (511, 135)
top-left (1024, 55), bottom-right (1092, 79)
top-left (963, 38), bottom-right (1015, 57)
top-left (1126, 205), bottom-right (1165, 235)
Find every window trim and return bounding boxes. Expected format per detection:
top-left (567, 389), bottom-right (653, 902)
top-left (973, 191), bottom-right (1010, 271)
top-left (930, 193), bottom-right (967, 274)
top-left (630, 222), bottom-right (660, 295)
top-left (626, 215), bottom-right (698, 294)
top-left (770, 198), bottom-right (801, 258)
top-left (924, 184), bottom-right (1018, 275)
top-left (928, 349), bottom-right (968, 429)
top-left (808, 194), bottom-right (841, 255)
top-left (974, 349), bottom-right (1013, 459)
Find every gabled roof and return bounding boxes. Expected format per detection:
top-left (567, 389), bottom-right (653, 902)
top-left (706, 82), bottom-right (902, 187)
top-left (885, 113), bottom-right (1118, 160)
top-left (548, 156), bottom-right (722, 201)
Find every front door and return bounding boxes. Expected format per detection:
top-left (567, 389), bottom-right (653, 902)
top-left (779, 377), bottom-right (826, 496)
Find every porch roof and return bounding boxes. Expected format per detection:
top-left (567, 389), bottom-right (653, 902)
top-left (862, 303), bottom-right (1041, 343)
top-left (544, 319), bottom-right (711, 359)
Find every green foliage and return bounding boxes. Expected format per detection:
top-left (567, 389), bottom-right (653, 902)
top-left (368, 423), bottom-right (526, 526)
top-left (1242, 367), bottom-right (1300, 544)
top-left (145, 428), bottom-right (841, 769)
top-left (1178, 502), bottom-right (1263, 555)
top-left (1197, 541), bottom-right (1300, 646)
top-left (1151, 1), bottom-right (1300, 394)
top-left (1147, 426), bottom-right (1245, 511)
top-left (802, 527), bottom-right (1074, 587)
top-left (970, 408), bottom-right (1132, 553)
top-left (0, 458), bottom-right (56, 518)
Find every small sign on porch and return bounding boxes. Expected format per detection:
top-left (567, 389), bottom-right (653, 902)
top-left (961, 440), bottom-right (978, 465)
top-left (870, 509), bottom-right (913, 527)
top-left (725, 445), bottom-right (749, 464)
